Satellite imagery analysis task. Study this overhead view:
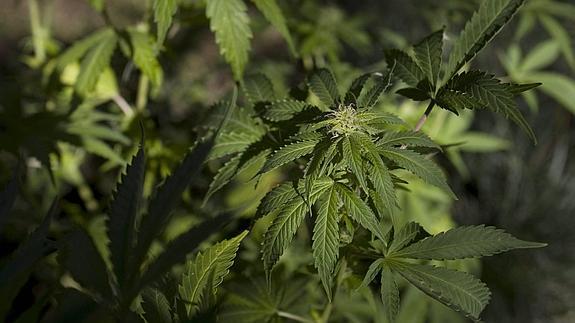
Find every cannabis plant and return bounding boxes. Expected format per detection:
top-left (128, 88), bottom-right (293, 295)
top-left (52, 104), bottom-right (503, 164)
top-left (205, 0), bottom-right (546, 321)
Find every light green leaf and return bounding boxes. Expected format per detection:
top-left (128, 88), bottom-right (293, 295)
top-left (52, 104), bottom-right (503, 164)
top-left (56, 28), bottom-right (113, 70)
top-left (381, 266), bottom-right (400, 323)
top-left (312, 186), bottom-right (340, 299)
top-left (260, 139), bottom-right (320, 174)
top-left (129, 30), bottom-right (164, 86)
top-left (446, 0), bottom-right (526, 78)
top-left (210, 132), bottom-right (259, 160)
top-left (243, 73), bottom-right (275, 104)
top-left (82, 138), bottom-right (123, 165)
top-left (380, 147), bottom-right (454, 198)
top-left (154, 0), bottom-right (178, 47)
top-left (358, 68), bottom-right (395, 108)
top-left (342, 135), bottom-right (368, 193)
top-left (336, 183), bottom-right (385, 241)
top-left (539, 14), bottom-right (575, 70)
top-left (308, 68), bottom-right (339, 107)
top-left (262, 178), bottom-right (333, 272)
top-left (413, 29), bottom-right (444, 87)
top-left (206, 0), bottom-right (252, 80)
top-left (390, 262), bottom-right (491, 321)
top-left (529, 72), bottom-right (575, 115)
top-left (520, 40), bottom-right (560, 72)
top-left (179, 231), bottom-right (248, 315)
top-left (263, 100), bottom-right (310, 122)
top-left (384, 49), bottom-right (426, 87)
top-left (390, 225), bottom-right (546, 260)
top-left (75, 31), bottom-right (117, 96)
top-left (256, 182), bottom-right (299, 218)
top-left (204, 154), bottom-right (241, 204)
top-left (251, 0), bottom-right (296, 55)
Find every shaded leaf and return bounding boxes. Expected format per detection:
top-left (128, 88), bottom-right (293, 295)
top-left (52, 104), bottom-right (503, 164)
top-left (413, 29), bottom-right (444, 87)
top-left (384, 49), bottom-right (426, 87)
top-left (308, 68), bottom-right (339, 107)
top-left (336, 183), bottom-right (385, 241)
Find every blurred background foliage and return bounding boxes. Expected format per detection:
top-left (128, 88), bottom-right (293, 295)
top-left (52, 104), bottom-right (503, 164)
top-left (0, 0), bottom-right (573, 322)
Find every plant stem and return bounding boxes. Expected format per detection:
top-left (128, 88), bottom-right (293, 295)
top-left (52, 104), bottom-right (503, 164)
top-left (277, 311), bottom-right (314, 323)
top-left (136, 75), bottom-right (149, 112)
top-left (414, 100), bottom-right (436, 132)
top-left (112, 95), bottom-right (134, 117)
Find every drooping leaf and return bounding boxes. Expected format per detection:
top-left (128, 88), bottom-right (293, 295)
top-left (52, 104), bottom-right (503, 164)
top-left (413, 29), bottom-right (444, 87)
top-left (129, 30), bottom-right (164, 86)
top-left (390, 262), bottom-right (491, 321)
top-left (263, 100), bottom-right (310, 122)
top-left (380, 147), bottom-right (455, 198)
top-left (107, 146), bottom-right (145, 290)
top-left (446, 0), bottom-right (526, 78)
top-left (59, 229), bottom-right (113, 299)
top-left (75, 30), bottom-right (117, 96)
top-left (179, 231), bottom-right (248, 315)
top-left (390, 225), bottom-right (546, 260)
top-left (142, 288), bottom-right (173, 323)
top-left (384, 49), bottom-right (426, 87)
top-left (251, 0), bottom-right (296, 55)
top-left (308, 68), bottom-right (339, 107)
top-left (260, 138), bottom-right (321, 174)
top-left (312, 186), bottom-right (340, 299)
top-left (377, 131), bottom-right (440, 149)
top-left (262, 178), bottom-right (333, 272)
top-left (206, 0), bottom-right (252, 80)
top-left (336, 183), bottom-right (385, 241)
top-left (448, 71), bottom-right (536, 143)
top-left (243, 73), bottom-right (275, 104)
top-left (380, 266), bottom-right (400, 323)
top-left (153, 0), bottom-right (178, 47)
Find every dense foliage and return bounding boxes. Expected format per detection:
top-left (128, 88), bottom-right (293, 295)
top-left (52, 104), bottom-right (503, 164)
top-left (3, 0), bottom-right (573, 322)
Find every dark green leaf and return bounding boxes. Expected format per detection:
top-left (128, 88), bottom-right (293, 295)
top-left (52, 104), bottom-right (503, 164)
top-left (384, 49), bottom-right (426, 87)
top-left (308, 68), bottom-right (339, 107)
top-left (413, 29), bottom-right (444, 87)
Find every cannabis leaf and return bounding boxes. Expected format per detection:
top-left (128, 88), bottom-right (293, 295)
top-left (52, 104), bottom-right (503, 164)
top-left (243, 73), bottom-right (275, 104)
top-left (251, 0), bottom-right (296, 55)
top-left (308, 68), bottom-right (340, 107)
top-left (380, 266), bottom-right (399, 323)
top-left (389, 225), bottom-right (546, 260)
top-left (413, 28), bottom-right (444, 88)
top-left (206, 0), bottom-right (252, 80)
top-left (129, 30), bottom-right (164, 86)
top-left (75, 30), bottom-right (117, 96)
top-left (384, 49), bottom-right (426, 87)
top-left (260, 138), bottom-right (321, 174)
top-left (179, 231), bottom-right (248, 315)
top-left (446, 0), bottom-right (526, 78)
top-left (153, 0), bottom-right (178, 47)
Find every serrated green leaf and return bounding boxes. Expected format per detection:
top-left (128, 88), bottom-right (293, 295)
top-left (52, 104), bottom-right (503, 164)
top-left (380, 147), bottom-right (455, 198)
top-left (206, 0), bottom-right (252, 80)
top-left (396, 87), bottom-right (431, 101)
top-left (378, 131), bottom-right (440, 149)
top-left (263, 99), bottom-right (310, 122)
top-left (505, 82), bottom-right (541, 95)
top-left (308, 68), bottom-right (339, 107)
top-left (384, 49), bottom-right (426, 87)
top-left (142, 288), bottom-right (173, 323)
top-left (413, 29), bottom-right (444, 87)
top-left (179, 231), bottom-right (247, 315)
top-left (356, 111), bottom-right (404, 133)
top-left (82, 137), bottom-right (124, 165)
top-left (336, 183), bottom-right (385, 241)
top-left (342, 135), bottom-right (369, 193)
top-left (312, 186), bottom-right (340, 299)
top-left (107, 146), bottom-right (145, 289)
top-left (260, 139), bottom-right (320, 174)
top-left (262, 178), bottom-right (333, 272)
top-left (243, 73), bottom-right (275, 104)
top-left (251, 0), bottom-right (296, 55)
top-left (210, 132), bottom-right (259, 160)
top-left (75, 31), bottom-right (117, 96)
top-left (381, 266), bottom-right (399, 323)
top-left (204, 154), bottom-right (241, 204)
top-left (129, 30), bottom-right (164, 86)
top-left (154, 0), bottom-right (178, 47)
top-left (256, 182), bottom-right (299, 218)
top-left (390, 225), bottom-right (546, 260)
top-left (448, 71), bottom-right (536, 143)
top-left (435, 88), bottom-right (485, 113)
top-left (389, 262), bottom-right (491, 321)
top-left (446, 0), bottom-right (526, 78)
